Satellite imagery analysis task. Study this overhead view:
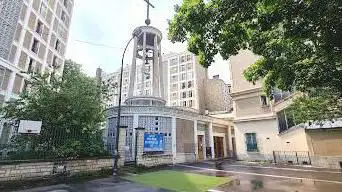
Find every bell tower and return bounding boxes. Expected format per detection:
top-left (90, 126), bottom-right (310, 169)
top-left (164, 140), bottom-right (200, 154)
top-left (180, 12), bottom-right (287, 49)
top-left (126, 0), bottom-right (165, 106)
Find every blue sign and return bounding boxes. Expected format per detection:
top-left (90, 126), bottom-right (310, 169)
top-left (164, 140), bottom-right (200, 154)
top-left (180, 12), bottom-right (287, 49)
top-left (144, 133), bottom-right (164, 152)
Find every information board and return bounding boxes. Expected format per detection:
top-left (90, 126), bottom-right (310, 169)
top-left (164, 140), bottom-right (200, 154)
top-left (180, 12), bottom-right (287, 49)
top-left (143, 133), bottom-right (164, 152)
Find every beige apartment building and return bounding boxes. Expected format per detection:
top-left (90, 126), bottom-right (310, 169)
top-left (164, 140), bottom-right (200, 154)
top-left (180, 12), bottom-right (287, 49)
top-left (230, 50), bottom-right (342, 169)
top-left (0, 0), bottom-right (74, 145)
top-left (0, 0), bottom-right (74, 105)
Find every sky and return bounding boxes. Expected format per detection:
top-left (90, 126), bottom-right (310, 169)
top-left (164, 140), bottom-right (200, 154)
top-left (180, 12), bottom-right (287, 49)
top-left (65, 0), bottom-right (231, 83)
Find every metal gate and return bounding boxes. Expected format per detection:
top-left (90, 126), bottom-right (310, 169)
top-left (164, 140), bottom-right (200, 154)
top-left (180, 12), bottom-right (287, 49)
top-left (273, 151), bottom-right (311, 165)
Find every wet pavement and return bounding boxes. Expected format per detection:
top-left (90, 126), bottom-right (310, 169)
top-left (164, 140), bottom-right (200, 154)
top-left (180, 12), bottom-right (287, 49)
top-left (173, 161), bottom-right (342, 192)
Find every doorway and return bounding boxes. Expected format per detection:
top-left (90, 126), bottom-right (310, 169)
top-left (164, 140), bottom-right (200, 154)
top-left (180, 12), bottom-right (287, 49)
top-left (197, 135), bottom-right (204, 160)
top-left (214, 136), bottom-right (224, 159)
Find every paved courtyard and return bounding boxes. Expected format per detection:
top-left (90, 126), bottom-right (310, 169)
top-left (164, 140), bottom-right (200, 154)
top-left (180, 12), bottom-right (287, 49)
top-left (174, 161), bottom-right (342, 192)
top-left (12, 161), bottom-right (342, 192)
top-left (13, 177), bottom-right (168, 192)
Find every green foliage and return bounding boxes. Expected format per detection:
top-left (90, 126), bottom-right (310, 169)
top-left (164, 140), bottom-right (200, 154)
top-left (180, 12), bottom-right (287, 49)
top-left (168, 0), bottom-right (342, 122)
top-left (2, 60), bottom-right (109, 160)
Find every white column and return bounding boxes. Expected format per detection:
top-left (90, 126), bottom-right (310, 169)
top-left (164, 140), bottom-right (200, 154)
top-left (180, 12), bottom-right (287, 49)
top-left (208, 122), bottom-right (215, 159)
top-left (152, 35), bottom-right (159, 97)
top-left (171, 117), bottom-right (177, 164)
top-left (193, 120), bottom-right (198, 160)
top-left (203, 133), bottom-right (207, 160)
top-left (132, 114), bottom-right (139, 158)
top-left (158, 43), bottom-right (164, 98)
top-left (128, 37), bottom-right (138, 97)
top-left (141, 32), bottom-right (147, 93)
top-left (227, 126), bottom-right (233, 157)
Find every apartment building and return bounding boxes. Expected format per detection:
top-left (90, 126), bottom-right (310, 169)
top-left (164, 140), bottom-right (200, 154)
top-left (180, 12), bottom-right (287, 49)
top-left (164, 52), bottom-right (207, 111)
top-left (101, 52), bottom-right (207, 111)
top-left (0, 0), bottom-right (74, 105)
top-left (102, 62), bottom-right (159, 108)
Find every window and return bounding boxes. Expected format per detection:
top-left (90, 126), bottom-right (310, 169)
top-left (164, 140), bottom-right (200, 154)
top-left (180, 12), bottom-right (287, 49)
top-left (187, 72), bottom-right (193, 79)
top-left (145, 90), bottom-right (150, 95)
top-left (188, 100), bottom-right (193, 107)
top-left (188, 91), bottom-right (193, 98)
top-left (63, 0), bottom-right (68, 8)
top-left (170, 58), bottom-right (178, 66)
top-left (180, 73), bottom-right (186, 80)
top-left (187, 62), bottom-right (193, 70)
top-left (145, 81), bottom-right (150, 87)
top-left (181, 82), bottom-right (186, 89)
top-left (61, 11), bottom-right (66, 23)
top-left (180, 55), bottom-right (186, 63)
top-left (170, 66), bottom-right (178, 74)
top-left (186, 55), bottom-right (192, 61)
top-left (182, 92), bottom-right (186, 98)
top-left (170, 75), bottom-right (178, 82)
top-left (36, 20), bottom-right (43, 35)
top-left (27, 58), bottom-right (34, 73)
top-left (55, 39), bottom-right (61, 51)
top-left (31, 39), bottom-right (39, 53)
top-left (277, 110), bottom-right (296, 133)
top-left (183, 101), bottom-right (187, 107)
top-left (39, 2), bottom-right (48, 17)
top-left (180, 65), bottom-right (186, 72)
top-left (260, 96), bottom-right (268, 106)
top-left (52, 55), bottom-right (57, 67)
top-left (171, 83), bottom-right (178, 91)
top-left (245, 133), bottom-right (258, 152)
top-left (171, 93), bottom-right (177, 99)
top-left (188, 81), bottom-right (192, 88)
top-left (172, 102), bottom-right (177, 106)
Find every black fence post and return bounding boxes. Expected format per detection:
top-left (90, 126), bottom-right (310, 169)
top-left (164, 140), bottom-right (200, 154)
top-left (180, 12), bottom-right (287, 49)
top-left (295, 152), bottom-right (299, 165)
top-left (308, 151), bottom-right (312, 165)
top-left (273, 151), bottom-right (276, 164)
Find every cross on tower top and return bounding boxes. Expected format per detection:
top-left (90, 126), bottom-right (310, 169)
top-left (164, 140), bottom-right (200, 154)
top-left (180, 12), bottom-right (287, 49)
top-left (143, 0), bottom-right (155, 25)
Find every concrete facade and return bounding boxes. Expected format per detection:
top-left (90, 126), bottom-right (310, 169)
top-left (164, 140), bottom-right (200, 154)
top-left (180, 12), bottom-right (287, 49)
top-left (107, 105), bottom-right (235, 167)
top-left (0, 0), bottom-right (74, 147)
top-left (0, 0), bottom-right (74, 104)
top-left (205, 76), bottom-right (232, 112)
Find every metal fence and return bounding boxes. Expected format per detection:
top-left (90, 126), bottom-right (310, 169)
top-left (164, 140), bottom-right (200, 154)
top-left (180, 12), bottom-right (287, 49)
top-left (0, 123), bottom-right (110, 164)
top-left (273, 151), bottom-right (311, 165)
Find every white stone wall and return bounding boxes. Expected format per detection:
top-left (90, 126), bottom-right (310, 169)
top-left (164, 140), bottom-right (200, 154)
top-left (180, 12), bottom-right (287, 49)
top-left (235, 118), bottom-right (279, 161)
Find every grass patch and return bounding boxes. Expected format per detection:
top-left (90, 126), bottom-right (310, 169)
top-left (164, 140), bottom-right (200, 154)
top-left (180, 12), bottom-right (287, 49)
top-left (125, 170), bottom-right (229, 192)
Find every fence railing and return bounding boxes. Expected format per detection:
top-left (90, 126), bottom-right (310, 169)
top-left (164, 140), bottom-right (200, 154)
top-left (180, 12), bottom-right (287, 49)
top-left (273, 151), bottom-right (311, 165)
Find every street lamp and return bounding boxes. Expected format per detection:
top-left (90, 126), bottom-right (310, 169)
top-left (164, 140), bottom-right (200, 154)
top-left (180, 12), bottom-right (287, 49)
top-left (113, 29), bottom-right (142, 176)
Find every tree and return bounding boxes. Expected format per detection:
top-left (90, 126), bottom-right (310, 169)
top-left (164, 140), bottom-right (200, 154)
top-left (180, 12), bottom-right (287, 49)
top-left (2, 60), bottom-right (108, 159)
top-left (168, 0), bottom-right (342, 122)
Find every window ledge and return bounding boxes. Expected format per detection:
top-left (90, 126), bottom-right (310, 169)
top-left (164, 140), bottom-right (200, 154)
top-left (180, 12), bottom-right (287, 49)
top-left (247, 151), bottom-right (260, 154)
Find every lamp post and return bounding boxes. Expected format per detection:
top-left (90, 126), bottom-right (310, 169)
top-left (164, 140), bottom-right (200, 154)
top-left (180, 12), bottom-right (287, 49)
top-left (113, 30), bottom-right (142, 176)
